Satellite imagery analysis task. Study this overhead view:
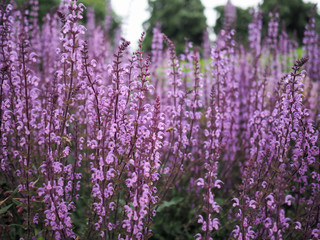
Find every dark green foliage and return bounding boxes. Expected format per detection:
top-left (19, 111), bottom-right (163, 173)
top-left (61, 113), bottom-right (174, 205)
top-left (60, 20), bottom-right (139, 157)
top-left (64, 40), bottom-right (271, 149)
top-left (0, 182), bottom-right (25, 239)
top-left (151, 189), bottom-right (199, 240)
top-left (78, 0), bottom-right (121, 40)
top-left (14, 0), bottom-right (59, 23)
top-left (78, 0), bottom-right (121, 28)
top-left (38, 0), bottom-right (60, 22)
top-left (214, 0), bottom-right (320, 46)
top-left (79, 0), bottom-right (107, 22)
top-left (214, 5), bottom-right (252, 47)
top-left (260, 0), bottom-right (320, 45)
top-left (34, 0), bottom-right (121, 35)
top-left (144, 0), bottom-right (207, 54)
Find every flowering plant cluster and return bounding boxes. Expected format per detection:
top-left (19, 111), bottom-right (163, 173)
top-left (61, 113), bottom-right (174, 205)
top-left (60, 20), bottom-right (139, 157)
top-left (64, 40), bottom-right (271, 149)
top-left (0, 1), bottom-right (319, 240)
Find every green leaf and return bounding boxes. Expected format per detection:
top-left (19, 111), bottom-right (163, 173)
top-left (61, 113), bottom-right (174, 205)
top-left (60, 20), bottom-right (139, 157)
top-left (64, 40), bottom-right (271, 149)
top-left (9, 223), bottom-right (26, 230)
top-left (12, 198), bottom-right (20, 205)
top-left (35, 228), bottom-right (45, 240)
top-left (0, 203), bottom-right (13, 214)
top-left (11, 186), bottom-right (19, 196)
top-left (157, 197), bottom-right (183, 212)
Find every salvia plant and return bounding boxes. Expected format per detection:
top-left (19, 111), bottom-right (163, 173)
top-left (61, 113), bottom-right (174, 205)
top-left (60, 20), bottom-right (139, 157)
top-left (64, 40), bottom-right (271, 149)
top-left (0, 0), bottom-right (319, 239)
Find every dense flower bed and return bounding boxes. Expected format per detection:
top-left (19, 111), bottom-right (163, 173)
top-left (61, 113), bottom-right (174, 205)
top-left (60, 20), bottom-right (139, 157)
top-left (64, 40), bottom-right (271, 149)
top-left (0, 0), bottom-right (319, 239)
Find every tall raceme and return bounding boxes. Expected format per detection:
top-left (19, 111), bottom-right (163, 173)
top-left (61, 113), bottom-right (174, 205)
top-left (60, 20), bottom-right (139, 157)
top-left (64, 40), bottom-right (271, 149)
top-left (210, 30), bottom-right (240, 182)
top-left (248, 9), bottom-right (262, 58)
top-left (37, 1), bottom-right (86, 239)
top-left (303, 16), bottom-right (319, 82)
top-left (0, 2), bottom-right (14, 173)
top-left (232, 57), bottom-right (319, 240)
top-left (151, 23), bottom-right (163, 66)
top-left (150, 24), bottom-right (164, 98)
top-left (303, 14), bottom-right (320, 126)
top-left (15, 14), bottom-right (38, 240)
top-left (195, 78), bottom-right (222, 240)
top-left (120, 33), bottom-right (164, 239)
top-left (267, 12), bottom-right (281, 103)
top-left (160, 35), bottom-right (186, 188)
top-left (202, 30), bottom-right (211, 108)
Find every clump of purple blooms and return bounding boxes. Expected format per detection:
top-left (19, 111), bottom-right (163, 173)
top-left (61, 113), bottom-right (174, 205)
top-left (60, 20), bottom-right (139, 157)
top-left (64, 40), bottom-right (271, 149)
top-left (0, 0), bottom-right (320, 239)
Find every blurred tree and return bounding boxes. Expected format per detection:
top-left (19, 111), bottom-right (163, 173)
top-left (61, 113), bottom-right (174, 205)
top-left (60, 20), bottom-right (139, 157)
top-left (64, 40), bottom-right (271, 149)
top-left (260, 0), bottom-right (320, 45)
top-left (80, 0), bottom-right (107, 21)
top-left (144, 0), bottom-right (207, 54)
top-left (79, 0), bottom-right (121, 36)
top-left (38, 0), bottom-right (59, 22)
top-left (13, 0), bottom-right (59, 24)
top-left (36, 0), bottom-right (121, 38)
top-left (214, 5), bottom-right (252, 46)
top-left (16, 0), bottom-right (120, 28)
top-left (79, 0), bottom-right (108, 23)
top-left (214, 0), bottom-right (320, 46)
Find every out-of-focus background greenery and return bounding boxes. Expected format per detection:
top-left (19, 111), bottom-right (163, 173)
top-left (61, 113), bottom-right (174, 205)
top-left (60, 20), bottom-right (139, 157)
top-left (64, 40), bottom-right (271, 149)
top-left (37, 0), bottom-right (108, 22)
top-left (26, 0), bottom-right (319, 53)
